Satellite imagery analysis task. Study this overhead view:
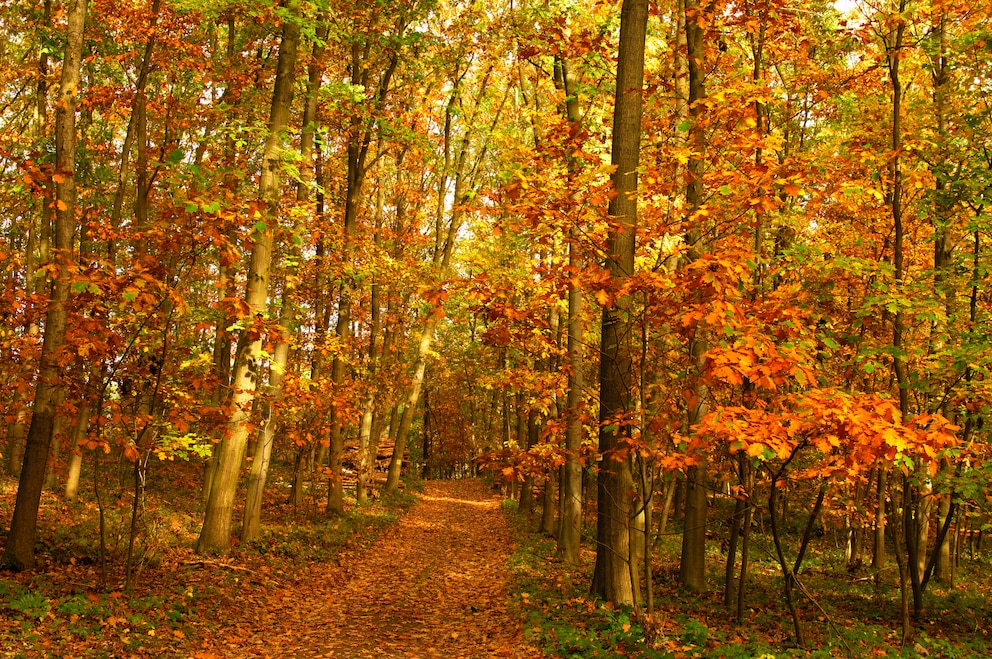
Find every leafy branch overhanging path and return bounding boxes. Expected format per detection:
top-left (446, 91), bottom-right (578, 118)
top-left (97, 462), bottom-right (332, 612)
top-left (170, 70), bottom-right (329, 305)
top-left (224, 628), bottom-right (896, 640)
top-left (240, 480), bottom-right (538, 658)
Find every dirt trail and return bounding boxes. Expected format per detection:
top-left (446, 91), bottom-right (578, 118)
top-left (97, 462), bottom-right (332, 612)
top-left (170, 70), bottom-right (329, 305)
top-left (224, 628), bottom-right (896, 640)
top-left (240, 480), bottom-right (538, 658)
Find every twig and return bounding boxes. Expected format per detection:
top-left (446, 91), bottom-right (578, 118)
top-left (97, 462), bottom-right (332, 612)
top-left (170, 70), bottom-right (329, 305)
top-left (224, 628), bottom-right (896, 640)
top-left (791, 574), bottom-right (856, 659)
top-left (181, 559), bottom-right (253, 573)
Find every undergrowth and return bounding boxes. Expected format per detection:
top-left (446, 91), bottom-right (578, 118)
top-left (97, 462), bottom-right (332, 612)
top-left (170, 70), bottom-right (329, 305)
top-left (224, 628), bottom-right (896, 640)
top-left (503, 499), bottom-right (992, 659)
top-left (0, 463), bottom-right (418, 658)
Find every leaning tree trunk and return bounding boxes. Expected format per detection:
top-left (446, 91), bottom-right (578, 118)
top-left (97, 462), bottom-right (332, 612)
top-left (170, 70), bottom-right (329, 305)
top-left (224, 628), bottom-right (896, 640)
top-left (2, 0), bottom-right (88, 571)
top-left (198, 11), bottom-right (299, 552)
top-left (590, 0), bottom-right (648, 607)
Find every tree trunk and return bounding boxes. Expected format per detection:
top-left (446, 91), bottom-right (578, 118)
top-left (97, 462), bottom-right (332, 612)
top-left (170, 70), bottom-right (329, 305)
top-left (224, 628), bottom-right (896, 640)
top-left (678, 0), bottom-right (710, 593)
top-left (64, 401), bottom-right (91, 502)
top-left (198, 11), bottom-right (299, 552)
top-left (384, 314), bottom-right (441, 495)
top-left (203, 14), bottom-right (241, 506)
top-left (240, 285), bottom-right (292, 543)
top-left (680, 463), bottom-right (708, 591)
top-left (2, 0), bottom-right (87, 571)
top-left (241, 20), bottom-right (325, 541)
top-left (519, 403), bottom-right (537, 514)
top-left (736, 459), bottom-right (754, 622)
top-left (541, 465), bottom-right (556, 536)
top-left (873, 467), bottom-right (887, 580)
top-left (590, 0), bottom-right (647, 607)
top-left (555, 55), bottom-right (585, 564)
top-left (43, 392), bottom-right (68, 490)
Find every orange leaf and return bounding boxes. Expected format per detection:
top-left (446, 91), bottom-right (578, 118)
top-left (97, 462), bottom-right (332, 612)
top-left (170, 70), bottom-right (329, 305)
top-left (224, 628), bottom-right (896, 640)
top-left (746, 442), bottom-right (766, 457)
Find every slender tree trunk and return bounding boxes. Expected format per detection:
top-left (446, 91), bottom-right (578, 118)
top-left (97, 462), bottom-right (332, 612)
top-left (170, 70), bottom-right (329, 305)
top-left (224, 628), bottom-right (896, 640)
top-left (519, 404), bottom-right (537, 514)
top-left (541, 467), bottom-right (557, 535)
top-left (724, 486), bottom-right (744, 608)
top-left (935, 490), bottom-right (952, 584)
top-left (198, 11), bottom-right (299, 552)
top-left (884, 0), bottom-right (920, 625)
top-left (555, 56), bottom-right (585, 564)
top-left (678, 0), bottom-right (710, 593)
top-left (241, 20), bottom-right (326, 542)
top-left (590, 0), bottom-right (647, 607)
top-left (6, 0), bottom-right (53, 477)
top-left (64, 401), bottom-right (91, 502)
top-left (384, 314), bottom-right (442, 495)
top-left (930, 11), bottom-right (955, 587)
top-left (736, 459), bottom-right (754, 622)
top-left (240, 284), bottom-right (292, 543)
top-left (2, 0), bottom-right (88, 571)
top-left (872, 469), bottom-right (887, 579)
top-left (203, 14), bottom-right (240, 505)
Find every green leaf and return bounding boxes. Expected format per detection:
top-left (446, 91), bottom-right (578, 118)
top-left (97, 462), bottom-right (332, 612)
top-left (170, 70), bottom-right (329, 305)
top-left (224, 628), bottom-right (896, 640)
top-left (253, 220), bottom-right (268, 234)
top-left (71, 281), bottom-right (88, 293)
top-left (166, 148), bottom-right (185, 165)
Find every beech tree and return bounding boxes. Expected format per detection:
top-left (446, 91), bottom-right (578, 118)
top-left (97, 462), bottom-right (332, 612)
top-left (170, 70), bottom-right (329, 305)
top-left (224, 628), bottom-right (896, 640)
top-left (198, 6), bottom-right (300, 552)
top-left (1, 1), bottom-right (990, 643)
top-left (590, 0), bottom-right (648, 606)
top-left (3, 0), bottom-right (88, 571)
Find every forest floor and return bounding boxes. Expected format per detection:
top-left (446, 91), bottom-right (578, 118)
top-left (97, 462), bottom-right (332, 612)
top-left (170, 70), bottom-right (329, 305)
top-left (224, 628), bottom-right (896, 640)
top-left (228, 479), bottom-right (539, 658)
top-left (4, 468), bottom-right (992, 658)
top-left (0, 472), bottom-right (540, 658)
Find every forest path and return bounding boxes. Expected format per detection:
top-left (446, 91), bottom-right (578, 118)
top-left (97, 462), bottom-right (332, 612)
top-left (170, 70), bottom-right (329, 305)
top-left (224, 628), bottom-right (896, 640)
top-left (238, 480), bottom-right (538, 658)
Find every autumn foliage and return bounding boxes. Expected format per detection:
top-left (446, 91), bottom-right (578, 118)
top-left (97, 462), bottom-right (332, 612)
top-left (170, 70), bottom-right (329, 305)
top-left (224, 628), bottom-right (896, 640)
top-left (1, 0), bottom-right (992, 654)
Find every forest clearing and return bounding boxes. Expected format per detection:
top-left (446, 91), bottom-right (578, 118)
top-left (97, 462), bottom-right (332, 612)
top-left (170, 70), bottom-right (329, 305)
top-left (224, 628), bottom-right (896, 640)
top-left (2, 0), bottom-right (992, 656)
